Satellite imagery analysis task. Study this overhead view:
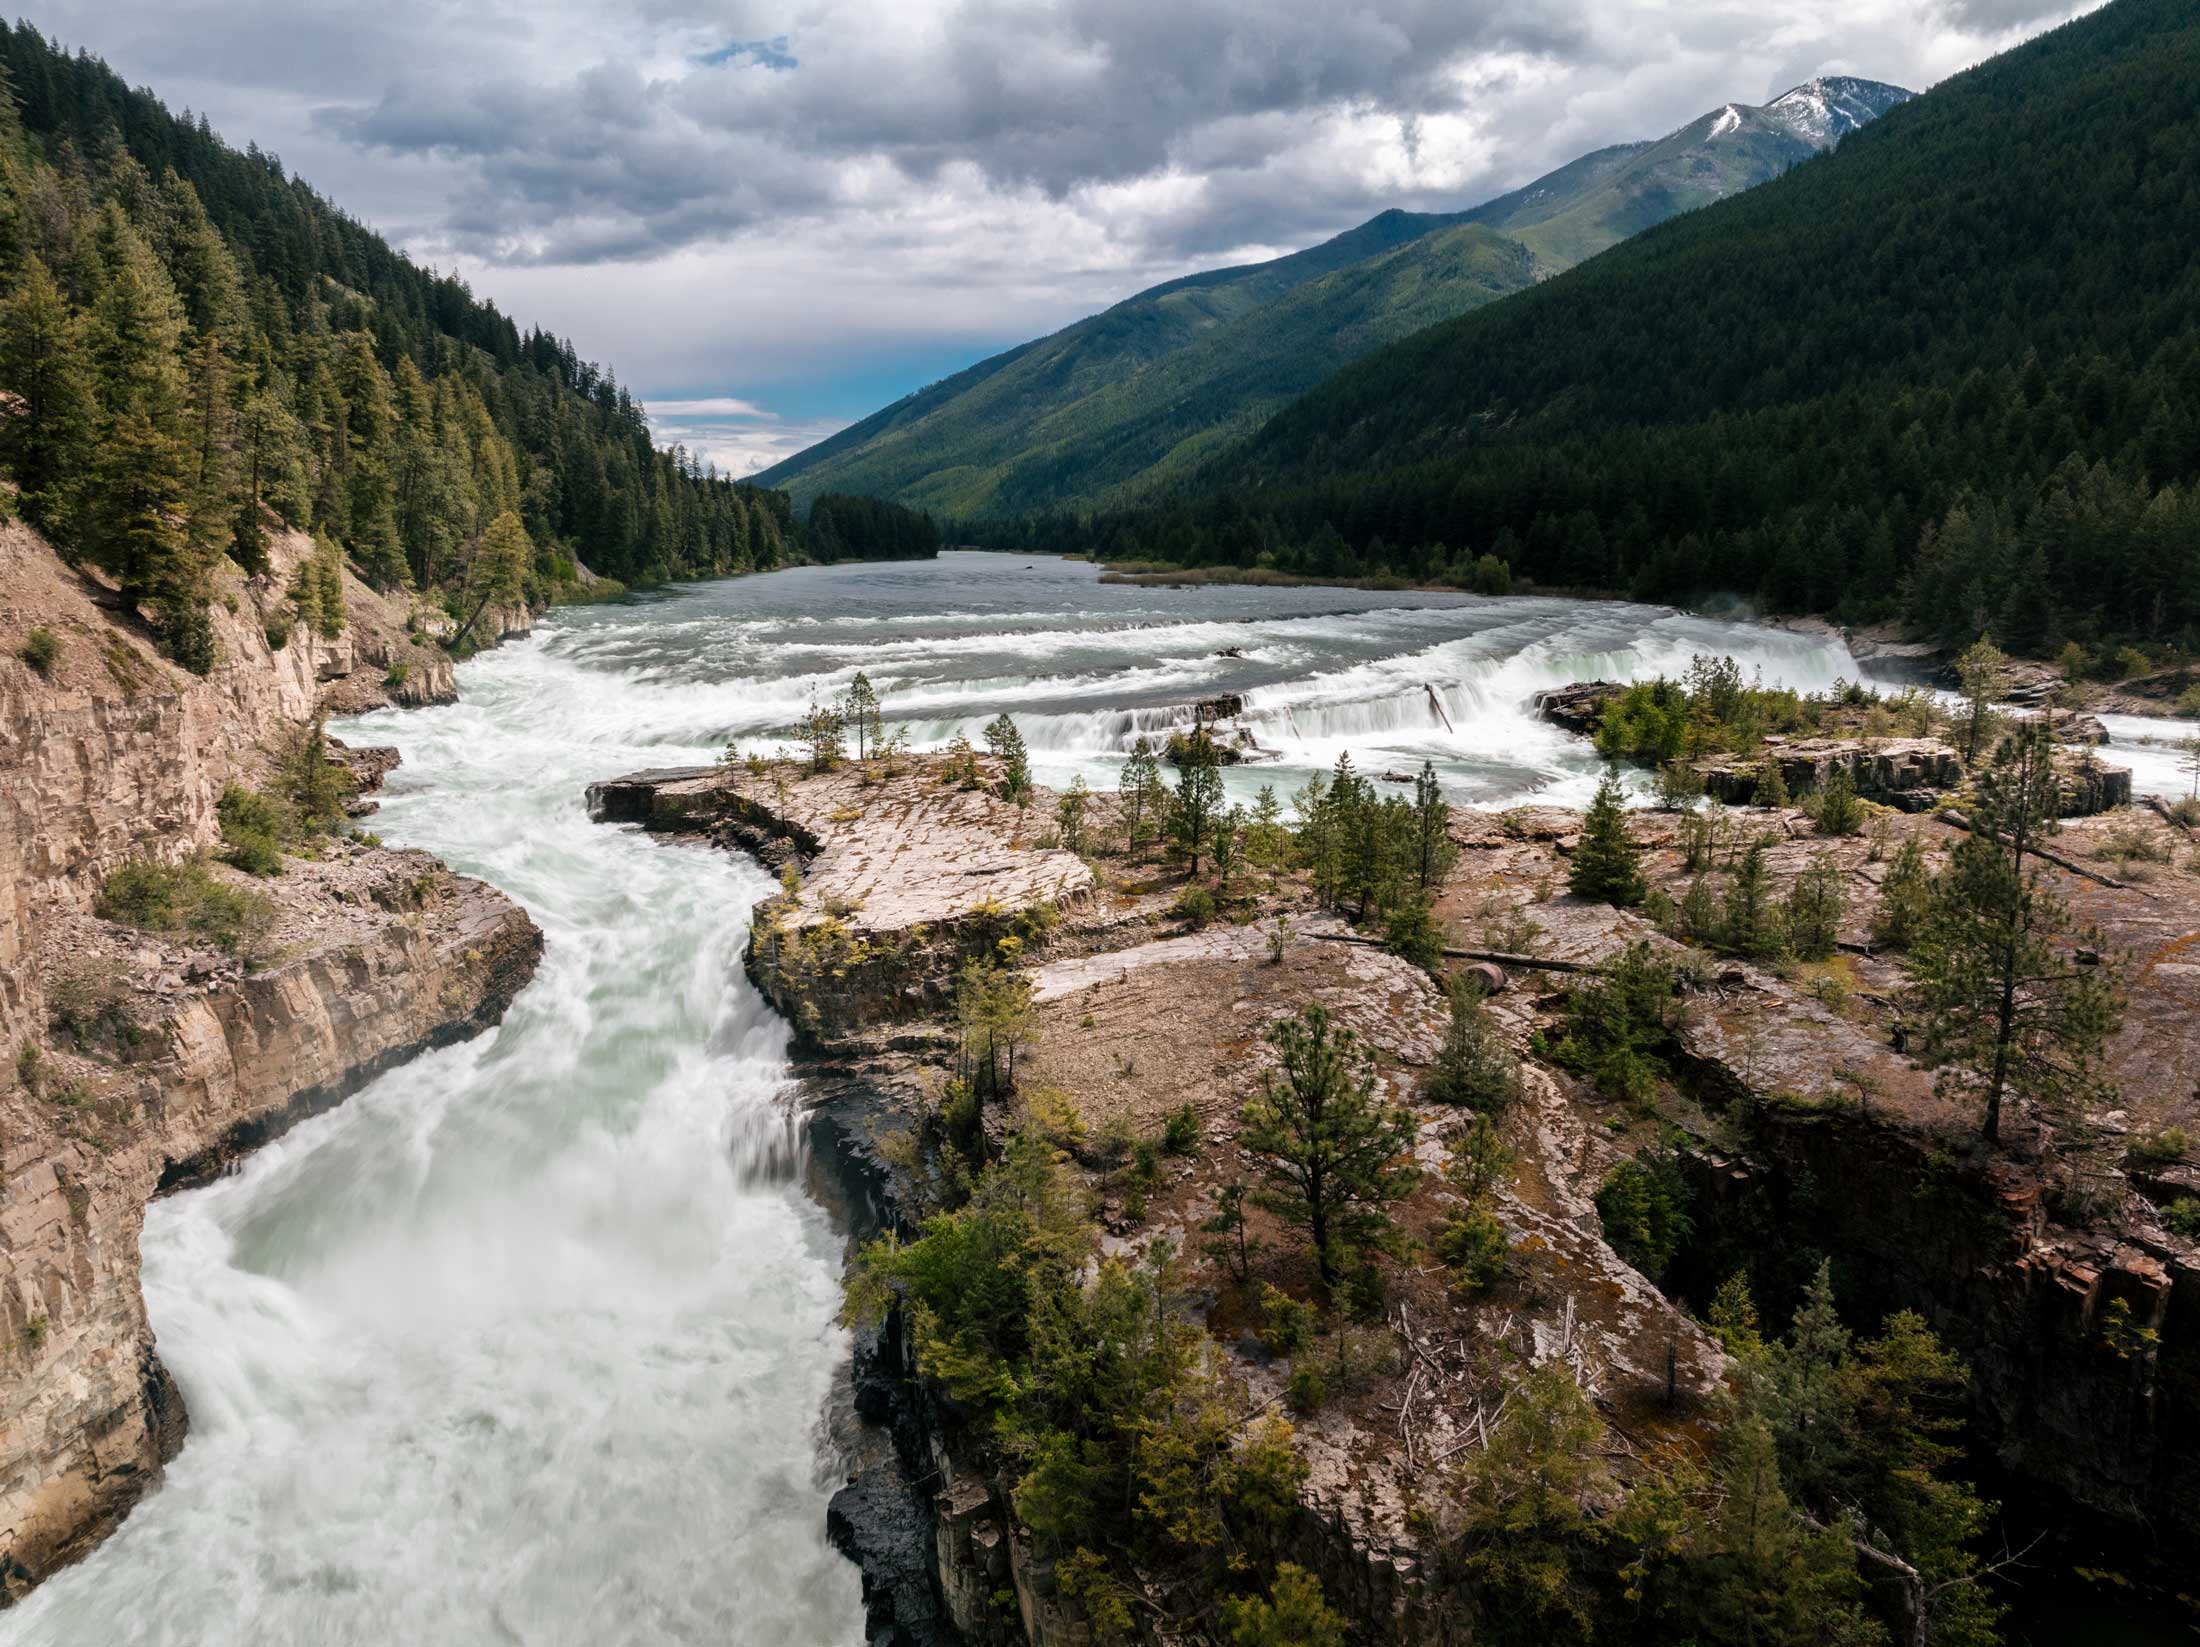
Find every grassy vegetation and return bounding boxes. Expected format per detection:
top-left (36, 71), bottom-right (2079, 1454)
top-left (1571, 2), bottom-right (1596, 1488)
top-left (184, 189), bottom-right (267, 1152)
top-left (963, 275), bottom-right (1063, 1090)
top-left (95, 856), bottom-right (275, 957)
top-left (18, 626), bottom-right (59, 677)
top-left (215, 721), bottom-right (359, 876)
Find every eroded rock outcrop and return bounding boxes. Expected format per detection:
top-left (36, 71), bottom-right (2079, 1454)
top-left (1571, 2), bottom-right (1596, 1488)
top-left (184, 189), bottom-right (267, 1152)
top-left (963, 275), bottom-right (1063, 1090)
top-left (590, 760), bottom-right (1095, 1035)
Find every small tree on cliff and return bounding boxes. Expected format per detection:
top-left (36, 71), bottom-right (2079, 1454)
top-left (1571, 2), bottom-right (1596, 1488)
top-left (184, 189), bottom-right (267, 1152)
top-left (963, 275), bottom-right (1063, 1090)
top-left (955, 958), bottom-right (1036, 1100)
top-left (983, 712), bottom-right (1031, 802)
top-left (1569, 769), bottom-right (1645, 907)
top-left (1118, 736), bottom-right (1164, 847)
top-left (452, 510), bottom-right (531, 649)
top-left (840, 671), bottom-right (883, 762)
top-left (798, 699), bottom-right (846, 772)
top-left (1170, 738), bottom-right (1226, 877)
top-left (1411, 761), bottom-right (1457, 894)
top-left (1906, 724), bottom-right (2123, 1143)
top-left (1953, 636), bottom-right (2009, 763)
top-left (1240, 1006), bottom-right (1419, 1287)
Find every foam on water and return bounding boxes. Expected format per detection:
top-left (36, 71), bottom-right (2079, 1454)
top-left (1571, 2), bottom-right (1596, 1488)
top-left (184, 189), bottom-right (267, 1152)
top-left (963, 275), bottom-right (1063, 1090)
top-left (5, 638), bottom-right (864, 1647)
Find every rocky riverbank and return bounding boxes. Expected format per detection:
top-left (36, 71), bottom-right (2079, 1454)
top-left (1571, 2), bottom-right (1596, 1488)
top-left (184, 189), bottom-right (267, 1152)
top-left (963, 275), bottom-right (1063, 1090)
top-left (0, 523), bottom-right (544, 1599)
top-left (596, 733), bottom-right (2200, 1641)
top-left (590, 756), bottom-right (1733, 1644)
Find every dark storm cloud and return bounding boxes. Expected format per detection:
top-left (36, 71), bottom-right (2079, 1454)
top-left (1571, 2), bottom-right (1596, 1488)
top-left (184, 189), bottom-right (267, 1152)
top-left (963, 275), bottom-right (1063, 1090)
top-left (26, 0), bottom-right (2098, 472)
top-left (294, 1), bottom-right (1599, 262)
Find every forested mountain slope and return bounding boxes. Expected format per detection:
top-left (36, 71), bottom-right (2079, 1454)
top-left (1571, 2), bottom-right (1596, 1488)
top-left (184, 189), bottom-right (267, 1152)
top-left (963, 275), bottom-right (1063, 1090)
top-left (757, 78), bottom-right (1906, 518)
top-left (1050, 0), bottom-right (2199, 648)
top-left (0, 25), bottom-right (934, 675)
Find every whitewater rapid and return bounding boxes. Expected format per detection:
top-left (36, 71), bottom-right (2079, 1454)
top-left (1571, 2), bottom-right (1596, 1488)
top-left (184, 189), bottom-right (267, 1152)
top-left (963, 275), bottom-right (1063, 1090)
top-left (2, 553), bottom-right (1917, 1645)
top-left (5, 628), bottom-right (866, 1644)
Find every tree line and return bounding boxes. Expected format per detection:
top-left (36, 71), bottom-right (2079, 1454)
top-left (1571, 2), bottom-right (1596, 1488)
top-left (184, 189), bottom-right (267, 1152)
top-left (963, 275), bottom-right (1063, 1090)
top-left (0, 26), bottom-right (935, 672)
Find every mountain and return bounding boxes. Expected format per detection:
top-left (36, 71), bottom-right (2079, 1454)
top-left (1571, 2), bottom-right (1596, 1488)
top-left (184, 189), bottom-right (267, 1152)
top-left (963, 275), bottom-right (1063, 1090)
top-left (757, 77), bottom-right (1909, 518)
top-left (1032, 0), bottom-right (2200, 649)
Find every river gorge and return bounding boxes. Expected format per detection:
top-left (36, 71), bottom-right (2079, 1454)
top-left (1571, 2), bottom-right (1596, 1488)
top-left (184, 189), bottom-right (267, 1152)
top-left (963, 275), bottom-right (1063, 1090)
top-left (7, 552), bottom-right (2189, 1644)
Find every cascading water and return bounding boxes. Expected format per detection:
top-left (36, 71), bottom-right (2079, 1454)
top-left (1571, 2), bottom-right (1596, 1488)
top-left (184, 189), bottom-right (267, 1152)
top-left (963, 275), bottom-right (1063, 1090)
top-left (4, 627), bottom-right (865, 1645)
top-left (8, 551), bottom-right (1986, 1644)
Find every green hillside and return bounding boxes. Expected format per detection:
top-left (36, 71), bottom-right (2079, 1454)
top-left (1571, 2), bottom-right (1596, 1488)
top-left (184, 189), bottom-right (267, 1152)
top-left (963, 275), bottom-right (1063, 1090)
top-left (1012, 0), bottom-right (2200, 652)
top-left (758, 80), bottom-right (1907, 516)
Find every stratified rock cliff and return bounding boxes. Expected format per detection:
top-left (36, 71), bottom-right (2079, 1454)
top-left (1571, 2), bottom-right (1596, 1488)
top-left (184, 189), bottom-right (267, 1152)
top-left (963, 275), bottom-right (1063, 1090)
top-left (0, 522), bottom-right (542, 1598)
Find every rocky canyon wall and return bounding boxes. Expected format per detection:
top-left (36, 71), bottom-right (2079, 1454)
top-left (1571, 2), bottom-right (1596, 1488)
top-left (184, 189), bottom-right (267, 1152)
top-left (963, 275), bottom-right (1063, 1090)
top-left (0, 523), bottom-right (542, 1597)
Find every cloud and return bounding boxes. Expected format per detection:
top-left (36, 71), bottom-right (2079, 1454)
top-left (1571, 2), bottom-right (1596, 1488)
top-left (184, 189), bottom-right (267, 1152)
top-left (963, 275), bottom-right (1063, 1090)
top-left (35, 0), bottom-right (2098, 473)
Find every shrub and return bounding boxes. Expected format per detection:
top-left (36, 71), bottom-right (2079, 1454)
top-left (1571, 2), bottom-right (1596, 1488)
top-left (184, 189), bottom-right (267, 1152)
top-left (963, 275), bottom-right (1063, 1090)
top-left (1806, 765), bottom-right (1866, 835)
top-left (1285, 1361), bottom-right (1328, 1413)
top-left (1753, 757), bottom-right (1791, 809)
top-left (1163, 1104), bottom-right (1200, 1154)
top-left (2164, 1199), bottom-right (2200, 1241)
top-left (217, 785), bottom-right (290, 875)
top-left (1433, 1206), bottom-right (1510, 1293)
top-left (1176, 883), bottom-right (1216, 929)
top-left (1595, 1148), bottom-right (1694, 1280)
top-left (1425, 975), bottom-right (1520, 1111)
top-left (1654, 759), bottom-right (1702, 811)
top-left (1221, 1566), bottom-right (1347, 1647)
top-left (46, 964), bottom-right (139, 1052)
top-left (19, 627), bottom-right (61, 678)
top-left (1382, 893), bottom-right (1443, 972)
top-left (1256, 1282), bottom-right (1314, 1354)
top-left (2131, 1127), bottom-right (2191, 1168)
top-left (96, 857), bottom-right (276, 958)
top-left (1544, 942), bottom-right (1676, 1110)
top-left (384, 659), bottom-right (410, 690)
top-left (1131, 1139), bottom-right (1161, 1189)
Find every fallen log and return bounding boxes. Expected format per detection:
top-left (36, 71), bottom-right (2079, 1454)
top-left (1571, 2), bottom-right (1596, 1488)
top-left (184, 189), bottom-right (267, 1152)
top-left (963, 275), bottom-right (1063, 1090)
top-left (1310, 932), bottom-right (1599, 974)
top-left (1933, 808), bottom-right (2139, 893)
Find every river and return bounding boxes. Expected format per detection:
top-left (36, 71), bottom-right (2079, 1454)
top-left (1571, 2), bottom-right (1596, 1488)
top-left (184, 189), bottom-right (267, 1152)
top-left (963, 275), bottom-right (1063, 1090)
top-left (11, 551), bottom-right (2152, 1644)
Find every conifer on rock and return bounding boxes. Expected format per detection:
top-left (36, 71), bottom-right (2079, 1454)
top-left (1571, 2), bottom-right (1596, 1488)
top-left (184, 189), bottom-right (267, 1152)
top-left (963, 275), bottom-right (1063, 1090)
top-left (1569, 769), bottom-right (1645, 907)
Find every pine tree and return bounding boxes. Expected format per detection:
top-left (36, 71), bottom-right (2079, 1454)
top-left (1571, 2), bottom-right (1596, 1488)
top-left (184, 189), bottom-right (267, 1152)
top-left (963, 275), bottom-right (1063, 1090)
top-left (1953, 636), bottom-right (2008, 764)
top-left (1784, 853), bottom-right (1844, 961)
top-left (1722, 840), bottom-right (1783, 957)
top-left (452, 510), bottom-right (531, 648)
top-left (1118, 736), bottom-right (1162, 846)
top-left (1239, 1006), bottom-right (1419, 1285)
top-left (1870, 835), bottom-right (1934, 950)
top-left (84, 210), bottom-right (204, 655)
top-left (983, 712), bottom-right (1031, 801)
top-left (840, 671), bottom-right (883, 761)
top-left (1569, 768), bottom-right (1645, 907)
top-left (1411, 760), bottom-right (1456, 893)
top-left (1425, 971), bottom-right (1520, 1111)
top-left (1806, 764), bottom-right (1866, 836)
top-left (1907, 724), bottom-right (2123, 1142)
top-left (1054, 774), bottom-right (1090, 854)
top-left (1170, 738), bottom-right (1225, 876)
top-left (0, 255), bottom-right (95, 527)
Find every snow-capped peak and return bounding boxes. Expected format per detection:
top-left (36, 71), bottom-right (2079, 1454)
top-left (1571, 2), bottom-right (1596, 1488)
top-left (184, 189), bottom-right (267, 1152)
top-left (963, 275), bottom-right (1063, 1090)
top-left (1763, 76), bottom-right (1912, 149)
top-left (1710, 104), bottom-right (1743, 138)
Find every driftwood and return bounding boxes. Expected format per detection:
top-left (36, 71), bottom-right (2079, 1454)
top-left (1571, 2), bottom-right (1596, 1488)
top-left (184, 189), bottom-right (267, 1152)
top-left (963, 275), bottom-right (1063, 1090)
top-left (1934, 807), bottom-right (2138, 892)
top-left (1310, 932), bottom-right (1599, 974)
top-left (2144, 794), bottom-right (2194, 834)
